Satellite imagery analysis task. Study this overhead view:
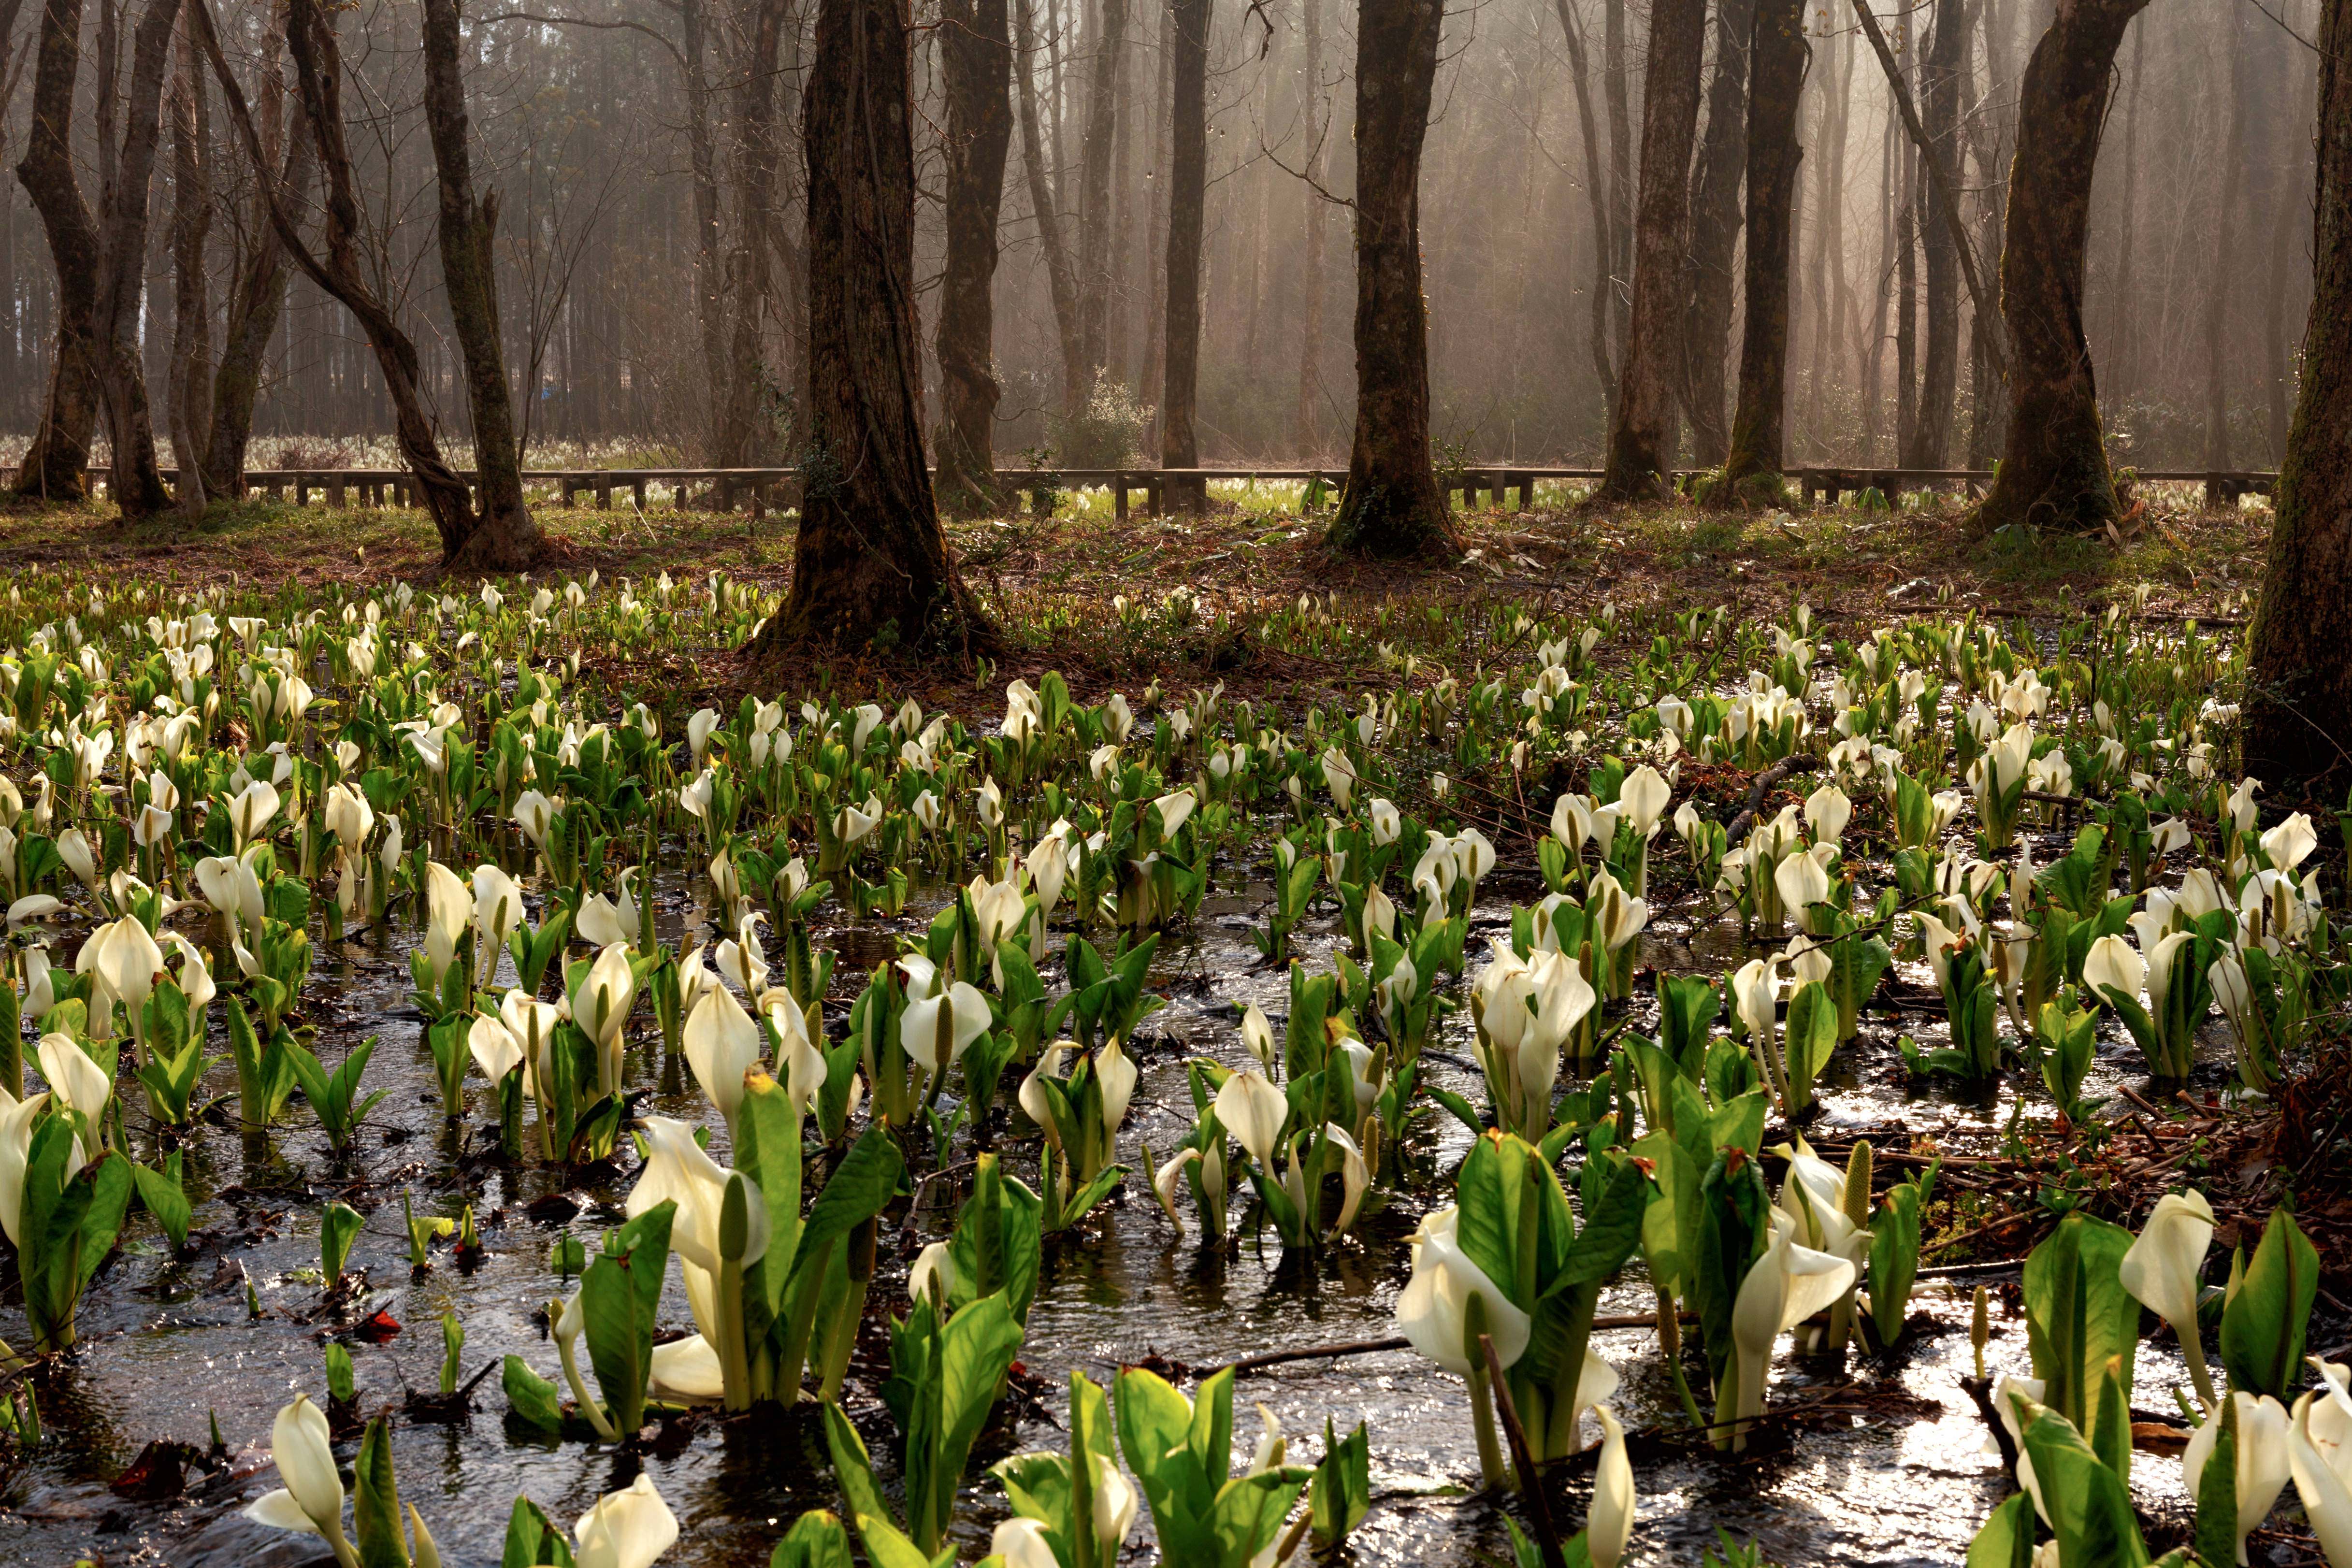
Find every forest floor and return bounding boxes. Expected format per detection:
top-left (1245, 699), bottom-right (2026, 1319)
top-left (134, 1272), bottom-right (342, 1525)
top-left (0, 482), bottom-right (2267, 711)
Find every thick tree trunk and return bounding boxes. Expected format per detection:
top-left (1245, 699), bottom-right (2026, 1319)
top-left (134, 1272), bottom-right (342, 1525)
top-left (755, 0), bottom-right (979, 651)
top-left (86, 0), bottom-right (180, 518)
top-left (2244, 0), bottom-right (2352, 792)
top-left (1679, 0), bottom-right (1752, 469)
top-left (1157, 0), bottom-right (1205, 510)
top-left (167, 15), bottom-right (210, 515)
top-left (1602, 0), bottom-right (1632, 373)
top-left (204, 4), bottom-right (304, 499)
top-left (1903, 0), bottom-right (1963, 468)
top-left (1718, 0), bottom-right (1805, 495)
top-left (197, 0), bottom-right (484, 559)
top-left (1971, 0), bottom-right (2150, 535)
top-left (683, 0), bottom-right (728, 463)
top-left (1554, 0), bottom-right (1617, 424)
top-left (1075, 0), bottom-right (1123, 374)
top-left (1326, 0), bottom-right (1456, 556)
top-left (1013, 0), bottom-right (1086, 415)
top-left (1294, 0), bottom-right (1327, 454)
top-left (934, 0), bottom-right (1012, 515)
top-left (14, 0), bottom-right (105, 502)
top-left (1594, 0), bottom-right (1705, 501)
top-left (421, 0), bottom-right (537, 569)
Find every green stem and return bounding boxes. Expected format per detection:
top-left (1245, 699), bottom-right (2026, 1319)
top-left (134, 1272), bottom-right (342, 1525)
top-left (557, 1332), bottom-right (619, 1441)
top-left (1463, 1292), bottom-right (1506, 1488)
top-left (819, 1220), bottom-right (876, 1404)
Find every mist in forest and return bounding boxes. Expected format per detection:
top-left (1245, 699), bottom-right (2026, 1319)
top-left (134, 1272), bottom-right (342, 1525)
top-left (0, 0), bottom-right (2318, 472)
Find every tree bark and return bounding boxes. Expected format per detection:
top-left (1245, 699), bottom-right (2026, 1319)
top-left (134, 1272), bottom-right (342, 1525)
top-left (1012, 0), bottom-right (1086, 415)
top-left (195, 0), bottom-right (487, 562)
top-left (2244, 0), bottom-right (2352, 792)
top-left (14, 0), bottom-right (106, 502)
top-left (1594, 0), bottom-right (1705, 501)
top-left (2202, 4), bottom-right (2247, 475)
top-left (754, 0), bottom-right (980, 651)
top-left (1326, 0), bottom-right (1456, 556)
top-left (1718, 0), bottom-right (1805, 495)
top-left (1554, 0), bottom-right (1618, 425)
top-left (1602, 0), bottom-right (1632, 376)
top-left (1075, 0), bottom-right (1123, 374)
top-left (1970, 0), bottom-right (2150, 535)
top-left (1294, 0), bottom-right (1327, 454)
top-left (714, 0), bottom-right (788, 468)
top-left (935, 0), bottom-right (1012, 515)
top-left (2107, 15), bottom-right (2142, 408)
top-left (168, 13), bottom-right (210, 516)
top-left (421, 0), bottom-right (537, 569)
top-left (204, 0), bottom-right (306, 499)
top-left (86, 0), bottom-right (180, 518)
top-left (1679, 0), bottom-right (1752, 469)
top-left (1157, 0), bottom-right (1204, 510)
top-left (682, 0), bottom-right (727, 464)
top-left (1903, 0), bottom-right (1963, 468)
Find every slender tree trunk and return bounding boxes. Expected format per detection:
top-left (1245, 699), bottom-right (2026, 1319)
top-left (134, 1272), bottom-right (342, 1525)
top-left (1157, 0), bottom-right (1205, 509)
top-left (2245, 0), bottom-right (2352, 792)
top-left (1295, 0), bottom-right (1327, 454)
top-left (756, 0), bottom-right (981, 650)
top-left (1719, 0), bottom-right (1805, 495)
top-left (936, 0), bottom-right (1012, 515)
top-left (15, 0), bottom-right (105, 502)
top-left (1602, 0), bottom-right (1632, 368)
top-left (168, 14), bottom-right (210, 515)
top-left (683, 0), bottom-right (728, 464)
top-left (196, 0), bottom-right (486, 559)
top-left (1013, 0), bottom-right (1086, 414)
top-left (1075, 0), bottom-right (1123, 374)
top-left (1327, 0), bottom-right (1455, 555)
top-left (87, 0), bottom-right (180, 518)
top-left (421, 0), bottom-right (536, 568)
top-left (2202, 5), bottom-right (2247, 475)
top-left (204, 1), bottom-right (305, 499)
top-left (1555, 0), bottom-right (1617, 429)
top-left (1971, 0), bottom-right (2152, 534)
top-left (2265, 39), bottom-right (2310, 464)
top-left (1595, 0), bottom-right (1705, 501)
top-left (2108, 15), bottom-right (2141, 408)
top-left (1893, 2), bottom-right (1916, 459)
top-left (1861, 104), bottom-right (1891, 460)
top-left (1903, 0), bottom-right (1963, 467)
top-left (1679, 0), bottom-right (1753, 468)
top-left (717, 0), bottom-right (787, 467)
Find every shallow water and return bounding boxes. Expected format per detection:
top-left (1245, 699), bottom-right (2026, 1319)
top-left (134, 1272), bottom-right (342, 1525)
top-left (0, 831), bottom-right (2236, 1566)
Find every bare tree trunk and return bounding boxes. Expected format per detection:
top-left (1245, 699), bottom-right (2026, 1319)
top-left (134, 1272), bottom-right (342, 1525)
top-left (2201, 4), bottom-right (2247, 475)
top-left (1157, 0), bottom-right (1204, 509)
top-left (2107, 14), bottom-right (2141, 408)
top-left (1013, 0), bottom-right (1086, 414)
top-left (1903, 0), bottom-right (1963, 467)
top-left (756, 0), bottom-right (981, 650)
top-left (683, 0), bottom-right (728, 463)
top-left (1075, 0), bottom-right (1123, 374)
top-left (1719, 0), bottom-right (1804, 495)
top-left (1595, 0), bottom-right (1705, 501)
top-left (935, 0), bottom-right (1011, 514)
top-left (1679, 0), bottom-right (1752, 468)
top-left (421, 0), bottom-right (536, 568)
top-left (1602, 0), bottom-right (1632, 370)
top-left (167, 13), bottom-right (210, 515)
top-left (716, 0), bottom-right (788, 467)
top-left (1555, 0), bottom-right (1617, 425)
top-left (196, 0), bottom-right (488, 560)
top-left (87, 0), bottom-right (180, 517)
top-left (2265, 35), bottom-right (2310, 464)
top-left (15, 0), bottom-right (106, 502)
top-left (204, 0), bottom-right (306, 498)
top-left (1971, 0), bottom-right (2151, 535)
top-left (2245, 0), bottom-right (2352, 791)
top-left (1326, 0), bottom-right (1455, 556)
top-left (1294, 0), bottom-right (1327, 455)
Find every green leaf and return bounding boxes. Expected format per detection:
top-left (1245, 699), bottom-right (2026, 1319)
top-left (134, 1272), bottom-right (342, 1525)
top-left (501, 1354), bottom-right (564, 1433)
top-left (1964, 1490), bottom-right (2038, 1568)
top-left (2194, 1392), bottom-right (2240, 1568)
top-left (579, 1200), bottom-right (674, 1435)
top-left (500, 1496), bottom-right (577, 1568)
top-left (2022, 1213), bottom-right (2140, 1479)
top-left (2017, 1400), bottom-right (2151, 1568)
top-left (1555, 1155), bottom-right (1650, 1288)
top-left (2221, 1206), bottom-right (2320, 1399)
top-left (1868, 1183), bottom-right (1923, 1349)
top-left (351, 1416), bottom-right (406, 1568)
top-left (322, 1201), bottom-right (364, 1282)
top-left (131, 1152), bottom-right (190, 1250)
top-left (767, 1510), bottom-right (855, 1568)
top-left (1309, 1418), bottom-right (1371, 1547)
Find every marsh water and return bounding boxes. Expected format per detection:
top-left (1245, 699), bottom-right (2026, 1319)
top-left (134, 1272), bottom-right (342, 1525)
top-left (0, 827), bottom-right (2227, 1568)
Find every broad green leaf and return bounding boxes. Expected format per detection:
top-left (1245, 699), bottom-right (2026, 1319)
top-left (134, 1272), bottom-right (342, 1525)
top-left (2221, 1206), bottom-right (2319, 1400)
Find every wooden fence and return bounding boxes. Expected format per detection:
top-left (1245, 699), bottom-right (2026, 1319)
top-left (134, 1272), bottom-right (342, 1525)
top-left (84, 463), bottom-right (2282, 518)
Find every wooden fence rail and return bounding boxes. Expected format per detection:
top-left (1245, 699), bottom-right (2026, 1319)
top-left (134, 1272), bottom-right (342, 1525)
top-left (78, 463), bottom-right (2281, 518)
